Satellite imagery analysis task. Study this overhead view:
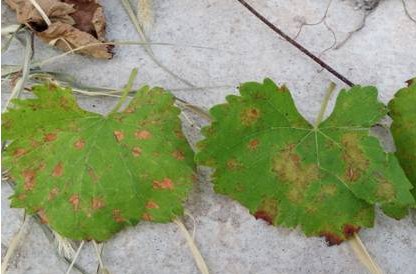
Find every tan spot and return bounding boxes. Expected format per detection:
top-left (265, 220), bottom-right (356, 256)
top-left (13, 148), bottom-right (27, 158)
top-left (44, 133), bottom-right (57, 142)
top-left (145, 200), bottom-right (159, 209)
top-left (125, 107), bottom-right (135, 113)
top-left (321, 184), bottom-right (337, 196)
top-left (32, 140), bottom-right (40, 148)
top-left (135, 130), bottom-right (151, 140)
top-left (52, 162), bottom-right (63, 177)
top-left (17, 193), bottom-right (27, 201)
top-left (342, 133), bottom-right (369, 182)
top-left (74, 139), bottom-right (85, 150)
top-left (113, 131), bottom-right (124, 142)
top-left (241, 107), bottom-right (260, 125)
top-left (153, 178), bottom-right (174, 190)
top-left (374, 174), bottom-right (396, 202)
top-left (113, 209), bottom-right (126, 223)
top-left (247, 139), bottom-right (259, 151)
top-left (69, 194), bottom-right (79, 211)
top-left (88, 167), bottom-right (99, 183)
top-left (37, 209), bottom-right (49, 224)
top-left (49, 187), bottom-right (59, 200)
top-left (142, 212), bottom-right (154, 221)
top-left (23, 170), bottom-right (36, 191)
top-left (273, 144), bottom-right (320, 203)
top-left (172, 150), bottom-right (185, 160)
top-left (132, 147), bottom-right (142, 157)
top-left (92, 197), bottom-right (105, 209)
top-left (227, 159), bottom-right (243, 171)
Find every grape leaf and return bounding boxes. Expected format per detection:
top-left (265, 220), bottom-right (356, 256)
top-left (389, 78), bottom-right (416, 198)
top-left (2, 83), bottom-right (195, 241)
top-left (196, 79), bottom-right (415, 245)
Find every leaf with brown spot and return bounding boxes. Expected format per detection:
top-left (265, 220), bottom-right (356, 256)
top-left (2, 83), bottom-right (195, 241)
top-left (4, 0), bottom-right (112, 59)
top-left (196, 79), bottom-right (415, 245)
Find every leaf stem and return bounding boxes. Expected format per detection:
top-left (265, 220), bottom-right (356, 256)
top-left (314, 82), bottom-right (336, 128)
top-left (65, 241), bottom-right (85, 274)
top-left (109, 68), bottom-right (138, 115)
top-left (349, 233), bottom-right (383, 274)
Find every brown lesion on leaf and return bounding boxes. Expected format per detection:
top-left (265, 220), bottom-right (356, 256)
top-left (51, 162), bottom-right (64, 177)
top-left (32, 140), bottom-right (41, 148)
top-left (92, 197), bottom-right (105, 209)
top-left (113, 209), bottom-right (127, 223)
top-left (87, 167), bottom-right (98, 183)
top-left (343, 224), bottom-right (360, 238)
top-left (69, 194), bottom-right (80, 211)
top-left (373, 173), bottom-right (396, 202)
top-left (13, 148), bottom-right (27, 158)
top-left (135, 130), bottom-right (151, 140)
top-left (44, 133), bottom-right (57, 142)
top-left (341, 133), bottom-right (369, 182)
top-left (74, 139), bottom-right (85, 150)
top-left (145, 200), bottom-right (159, 209)
top-left (142, 212), bottom-right (154, 221)
top-left (272, 144), bottom-right (319, 203)
top-left (48, 187), bottom-right (59, 201)
top-left (320, 231), bottom-right (343, 246)
top-left (226, 159), bottom-right (243, 171)
top-left (254, 198), bottom-right (279, 225)
top-left (23, 170), bottom-right (36, 191)
top-left (321, 184), bottom-right (338, 197)
top-left (152, 178), bottom-right (174, 190)
top-left (172, 150), bottom-right (185, 160)
top-left (113, 130), bottom-right (124, 142)
top-left (132, 147), bottom-right (142, 157)
top-left (241, 107), bottom-right (260, 126)
top-left (37, 208), bottom-right (49, 224)
top-left (17, 193), bottom-right (27, 201)
top-left (247, 139), bottom-right (259, 151)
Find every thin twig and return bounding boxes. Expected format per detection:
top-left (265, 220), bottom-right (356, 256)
top-left (236, 0), bottom-right (354, 87)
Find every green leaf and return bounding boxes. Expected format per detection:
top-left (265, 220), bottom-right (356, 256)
top-left (196, 79), bottom-right (415, 245)
top-left (2, 83), bottom-right (195, 241)
top-left (389, 78), bottom-right (416, 198)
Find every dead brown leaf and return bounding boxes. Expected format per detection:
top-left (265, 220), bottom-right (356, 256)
top-left (5, 0), bottom-right (113, 59)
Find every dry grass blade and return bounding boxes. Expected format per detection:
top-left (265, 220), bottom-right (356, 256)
top-left (28, 0), bottom-right (52, 25)
top-left (120, 0), bottom-right (195, 87)
top-left (5, 30), bottom-right (33, 109)
top-left (174, 218), bottom-right (210, 274)
top-left (137, 0), bottom-right (154, 31)
top-left (1, 216), bottom-right (28, 274)
top-left (65, 241), bottom-right (85, 274)
top-left (350, 233), bottom-right (383, 274)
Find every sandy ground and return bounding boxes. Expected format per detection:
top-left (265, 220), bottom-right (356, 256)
top-left (1, 0), bottom-right (416, 273)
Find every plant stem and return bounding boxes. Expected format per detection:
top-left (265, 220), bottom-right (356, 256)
top-left (315, 82), bottom-right (336, 127)
top-left (236, 0), bottom-right (354, 87)
top-left (174, 218), bottom-right (210, 274)
top-left (109, 68), bottom-right (138, 115)
top-left (1, 215), bottom-right (28, 274)
top-left (350, 233), bottom-right (383, 274)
